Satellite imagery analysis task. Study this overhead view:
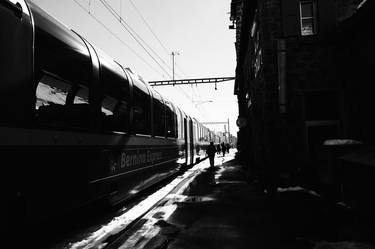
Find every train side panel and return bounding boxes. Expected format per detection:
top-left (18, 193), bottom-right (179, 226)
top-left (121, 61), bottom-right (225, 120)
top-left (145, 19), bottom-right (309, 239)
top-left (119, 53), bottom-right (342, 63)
top-left (0, 0), bottom-right (34, 123)
top-left (1, 0), bottom-right (212, 227)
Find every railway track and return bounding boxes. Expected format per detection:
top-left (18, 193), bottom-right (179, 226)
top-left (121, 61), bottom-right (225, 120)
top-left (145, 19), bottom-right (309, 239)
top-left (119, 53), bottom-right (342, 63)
top-left (103, 165), bottom-right (204, 249)
top-left (61, 157), bottom-right (215, 249)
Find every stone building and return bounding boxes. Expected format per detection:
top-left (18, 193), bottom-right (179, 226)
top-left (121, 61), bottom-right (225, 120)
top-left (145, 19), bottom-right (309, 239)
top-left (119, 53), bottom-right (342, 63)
top-left (230, 0), bottom-right (374, 191)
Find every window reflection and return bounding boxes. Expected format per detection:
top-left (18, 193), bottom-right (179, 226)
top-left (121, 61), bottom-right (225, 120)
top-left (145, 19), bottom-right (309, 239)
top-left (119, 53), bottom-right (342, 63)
top-left (301, 19), bottom-right (314, 36)
top-left (102, 95), bottom-right (117, 116)
top-left (36, 77), bottom-right (70, 109)
top-left (35, 75), bottom-right (90, 129)
top-left (74, 87), bottom-right (89, 104)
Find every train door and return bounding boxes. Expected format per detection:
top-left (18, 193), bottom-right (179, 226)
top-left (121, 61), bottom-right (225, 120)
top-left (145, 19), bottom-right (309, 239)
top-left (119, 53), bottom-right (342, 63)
top-left (189, 118), bottom-right (194, 164)
top-left (184, 117), bottom-right (189, 165)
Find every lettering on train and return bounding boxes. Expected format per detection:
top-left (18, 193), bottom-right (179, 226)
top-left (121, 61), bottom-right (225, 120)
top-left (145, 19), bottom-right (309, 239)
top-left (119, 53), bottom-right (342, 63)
top-left (110, 150), bottom-right (163, 170)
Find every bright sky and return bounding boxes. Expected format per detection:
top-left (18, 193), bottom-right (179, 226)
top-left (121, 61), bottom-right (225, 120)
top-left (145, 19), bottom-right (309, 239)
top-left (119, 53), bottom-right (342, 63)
top-left (30, 0), bottom-right (239, 135)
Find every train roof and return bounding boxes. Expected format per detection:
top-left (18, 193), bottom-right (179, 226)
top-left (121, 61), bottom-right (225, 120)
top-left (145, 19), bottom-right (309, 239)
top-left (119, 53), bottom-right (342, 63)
top-left (12, 0), bottom-right (207, 128)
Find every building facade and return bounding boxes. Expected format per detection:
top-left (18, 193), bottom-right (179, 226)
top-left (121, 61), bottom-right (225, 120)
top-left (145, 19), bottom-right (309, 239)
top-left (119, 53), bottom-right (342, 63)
top-left (230, 0), bottom-right (374, 190)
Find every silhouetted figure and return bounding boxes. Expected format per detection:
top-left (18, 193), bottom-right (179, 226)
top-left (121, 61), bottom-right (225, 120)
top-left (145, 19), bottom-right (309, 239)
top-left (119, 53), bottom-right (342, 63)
top-left (221, 142), bottom-right (226, 157)
top-left (216, 144), bottom-right (221, 154)
top-left (226, 143), bottom-right (230, 153)
top-left (206, 142), bottom-right (216, 168)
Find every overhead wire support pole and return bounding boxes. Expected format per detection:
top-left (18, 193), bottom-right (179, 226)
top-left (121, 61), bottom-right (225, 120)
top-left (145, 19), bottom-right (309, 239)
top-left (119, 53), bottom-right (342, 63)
top-left (149, 77), bottom-right (235, 87)
top-left (171, 51), bottom-right (180, 84)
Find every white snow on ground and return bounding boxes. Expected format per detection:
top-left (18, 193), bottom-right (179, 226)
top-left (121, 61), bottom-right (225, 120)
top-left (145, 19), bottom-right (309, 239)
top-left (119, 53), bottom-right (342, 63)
top-left (313, 241), bottom-right (375, 249)
top-left (336, 201), bottom-right (352, 209)
top-left (277, 186), bottom-right (320, 197)
top-left (357, 0), bottom-right (368, 9)
top-left (67, 150), bottom-right (236, 249)
top-left (323, 139), bottom-right (362, 146)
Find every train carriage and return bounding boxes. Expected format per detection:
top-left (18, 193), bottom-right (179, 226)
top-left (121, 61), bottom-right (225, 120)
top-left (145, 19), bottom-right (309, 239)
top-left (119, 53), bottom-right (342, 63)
top-left (1, 0), bottom-right (211, 226)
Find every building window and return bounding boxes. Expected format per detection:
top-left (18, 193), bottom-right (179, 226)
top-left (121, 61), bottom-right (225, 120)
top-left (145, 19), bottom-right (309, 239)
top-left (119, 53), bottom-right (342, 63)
top-left (300, 0), bottom-right (317, 36)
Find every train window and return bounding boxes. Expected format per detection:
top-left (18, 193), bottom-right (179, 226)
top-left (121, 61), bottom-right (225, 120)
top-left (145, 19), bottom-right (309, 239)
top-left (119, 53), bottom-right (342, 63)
top-left (107, 100), bottom-right (129, 132)
top-left (181, 112), bottom-right (184, 139)
top-left (101, 95), bottom-right (122, 131)
top-left (165, 101), bottom-right (175, 138)
top-left (197, 124), bottom-right (199, 141)
top-left (65, 86), bottom-right (90, 128)
top-left (152, 93), bottom-right (165, 137)
top-left (97, 51), bottom-right (131, 133)
top-left (174, 113), bottom-right (178, 138)
top-left (36, 78), bottom-right (70, 108)
top-left (170, 104), bottom-right (178, 138)
top-left (8, 0), bottom-right (30, 16)
top-left (199, 125), bottom-right (202, 141)
top-left (73, 87), bottom-right (89, 104)
top-left (176, 108), bottom-right (183, 139)
top-left (101, 95), bottom-right (117, 116)
top-left (133, 85), bottom-right (151, 135)
top-left (36, 76), bottom-right (71, 126)
top-left (193, 121), bottom-right (197, 142)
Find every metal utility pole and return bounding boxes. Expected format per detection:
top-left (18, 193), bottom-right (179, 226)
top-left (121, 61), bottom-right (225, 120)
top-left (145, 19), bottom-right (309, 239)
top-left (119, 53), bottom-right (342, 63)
top-left (224, 125), bottom-right (227, 143)
top-left (227, 118), bottom-right (230, 143)
top-left (171, 51), bottom-right (180, 81)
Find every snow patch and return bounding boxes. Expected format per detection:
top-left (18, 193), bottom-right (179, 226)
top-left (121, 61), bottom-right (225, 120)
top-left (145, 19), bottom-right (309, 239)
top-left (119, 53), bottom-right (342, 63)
top-left (277, 186), bottom-right (320, 197)
top-left (313, 241), bottom-right (375, 249)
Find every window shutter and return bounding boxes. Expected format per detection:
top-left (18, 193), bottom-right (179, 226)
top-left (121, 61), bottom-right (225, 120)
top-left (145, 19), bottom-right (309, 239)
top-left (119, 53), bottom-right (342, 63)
top-left (281, 0), bottom-right (300, 37)
top-left (318, 0), bottom-right (336, 34)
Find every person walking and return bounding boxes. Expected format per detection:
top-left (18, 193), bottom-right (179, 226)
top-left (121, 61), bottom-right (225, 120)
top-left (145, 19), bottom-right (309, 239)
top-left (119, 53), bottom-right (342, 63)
top-left (226, 143), bottom-right (230, 153)
top-left (216, 144), bottom-right (221, 154)
top-left (206, 142), bottom-right (216, 169)
top-left (221, 142), bottom-right (226, 157)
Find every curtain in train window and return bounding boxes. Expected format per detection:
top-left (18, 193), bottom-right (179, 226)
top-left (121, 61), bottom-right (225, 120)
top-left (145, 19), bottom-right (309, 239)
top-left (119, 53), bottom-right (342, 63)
top-left (133, 87), bottom-right (150, 135)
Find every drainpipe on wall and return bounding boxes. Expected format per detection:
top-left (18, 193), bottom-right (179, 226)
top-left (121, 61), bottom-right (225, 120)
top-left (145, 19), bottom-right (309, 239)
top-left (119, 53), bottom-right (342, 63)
top-left (277, 39), bottom-right (287, 113)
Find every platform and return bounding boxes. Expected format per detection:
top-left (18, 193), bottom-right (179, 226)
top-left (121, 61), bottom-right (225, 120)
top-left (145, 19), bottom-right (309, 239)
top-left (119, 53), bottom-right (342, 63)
top-left (144, 150), bottom-right (375, 249)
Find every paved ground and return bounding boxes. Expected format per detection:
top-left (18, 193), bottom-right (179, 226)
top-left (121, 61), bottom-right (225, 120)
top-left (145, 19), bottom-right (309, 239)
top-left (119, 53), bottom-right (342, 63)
top-left (146, 153), bottom-right (375, 249)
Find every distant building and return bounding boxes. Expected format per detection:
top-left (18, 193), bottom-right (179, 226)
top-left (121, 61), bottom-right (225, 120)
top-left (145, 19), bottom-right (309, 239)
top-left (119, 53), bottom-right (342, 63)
top-left (230, 0), bottom-right (375, 187)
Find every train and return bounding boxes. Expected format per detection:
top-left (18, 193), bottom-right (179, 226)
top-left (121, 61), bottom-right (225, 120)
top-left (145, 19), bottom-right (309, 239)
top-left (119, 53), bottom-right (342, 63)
top-left (1, 0), bottom-right (217, 226)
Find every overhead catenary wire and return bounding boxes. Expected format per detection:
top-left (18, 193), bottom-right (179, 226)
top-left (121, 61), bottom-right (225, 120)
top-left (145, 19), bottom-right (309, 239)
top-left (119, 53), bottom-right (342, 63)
top-left (71, 0), bottom-right (165, 78)
top-left (74, 0), bottom-right (200, 106)
top-left (121, 3), bottom-right (184, 80)
top-left (103, 0), bottom-right (194, 103)
top-left (100, 0), bottom-right (173, 78)
top-left (128, 0), bottom-right (170, 56)
top-left (128, 0), bottom-right (187, 79)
